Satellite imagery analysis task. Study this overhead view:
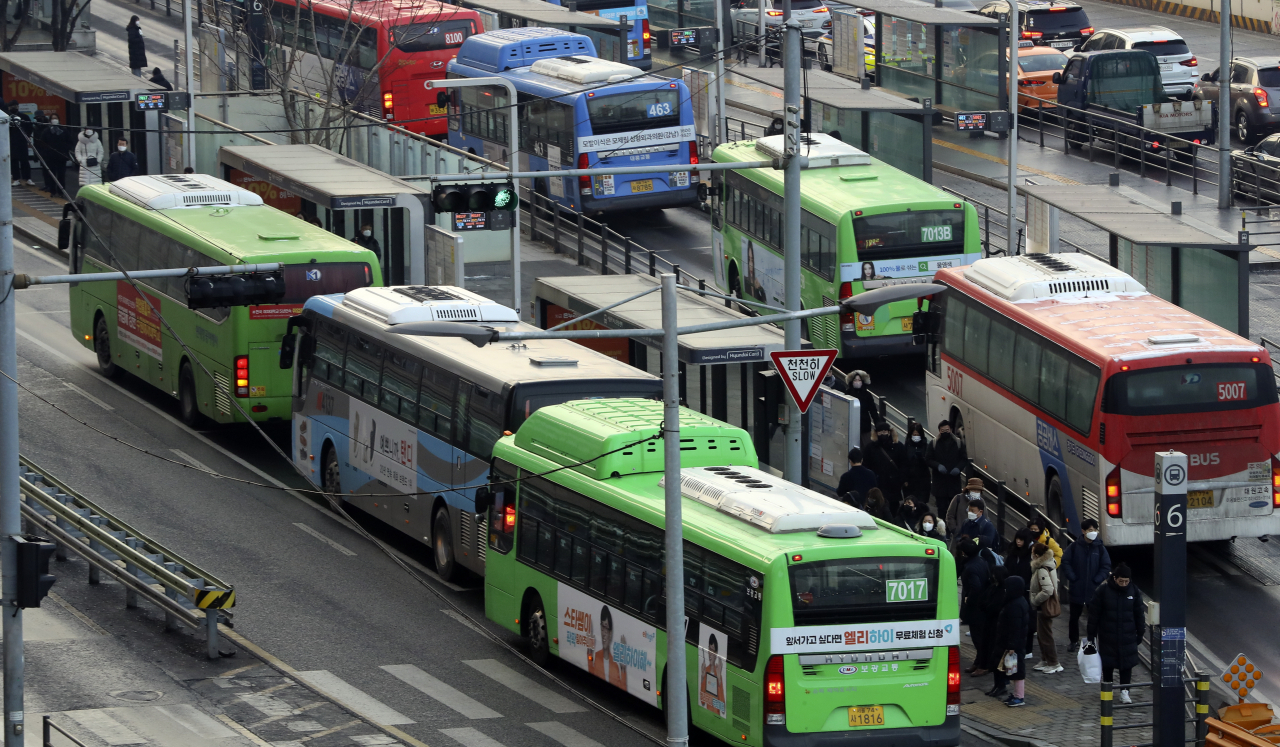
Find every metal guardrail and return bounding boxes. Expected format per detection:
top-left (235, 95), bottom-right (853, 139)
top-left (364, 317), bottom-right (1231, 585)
top-left (43, 715), bottom-right (91, 747)
top-left (1099, 676), bottom-right (1211, 747)
top-left (16, 456), bottom-right (235, 660)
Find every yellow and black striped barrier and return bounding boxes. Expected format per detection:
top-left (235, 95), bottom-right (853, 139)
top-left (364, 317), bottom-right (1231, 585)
top-left (194, 588), bottom-right (236, 610)
top-left (1093, 0), bottom-right (1272, 34)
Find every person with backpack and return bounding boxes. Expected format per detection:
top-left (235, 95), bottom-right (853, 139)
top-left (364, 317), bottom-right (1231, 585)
top-left (1029, 542), bottom-right (1063, 673)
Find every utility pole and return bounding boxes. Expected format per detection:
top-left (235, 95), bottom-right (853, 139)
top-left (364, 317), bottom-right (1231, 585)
top-left (1217, 0), bottom-right (1231, 208)
top-left (782, 16), bottom-right (803, 484)
top-left (1007, 2), bottom-right (1019, 253)
top-left (0, 114), bottom-right (23, 747)
top-left (713, 0), bottom-right (728, 145)
top-left (659, 273), bottom-right (689, 747)
top-left (1152, 451), bottom-right (1188, 747)
top-left (183, 0), bottom-right (197, 170)
top-left (757, 0), bottom-right (766, 67)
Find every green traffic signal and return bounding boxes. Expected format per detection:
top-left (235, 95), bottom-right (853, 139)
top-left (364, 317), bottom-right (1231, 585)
top-left (493, 186), bottom-right (518, 211)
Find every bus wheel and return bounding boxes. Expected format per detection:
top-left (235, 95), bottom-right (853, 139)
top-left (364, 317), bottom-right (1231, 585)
top-left (93, 314), bottom-right (118, 379)
top-left (321, 444), bottom-right (341, 498)
top-left (525, 595), bottom-right (550, 667)
top-left (433, 509), bottom-right (457, 583)
top-left (1046, 475), bottom-right (1066, 532)
top-left (179, 361), bottom-right (200, 427)
top-left (728, 266), bottom-right (742, 298)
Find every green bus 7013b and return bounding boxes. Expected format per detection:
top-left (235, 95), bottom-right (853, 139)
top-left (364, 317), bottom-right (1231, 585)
top-left (710, 133), bottom-right (981, 357)
top-left (482, 398), bottom-right (961, 747)
top-left (66, 174), bottom-right (381, 425)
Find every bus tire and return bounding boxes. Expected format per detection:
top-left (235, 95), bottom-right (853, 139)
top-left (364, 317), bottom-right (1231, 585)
top-left (179, 361), bottom-right (200, 427)
top-left (93, 313), bottom-right (119, 379)
top-left (660, 668), bottom-right (693, 736)
top-left (728, 265), bottom-right (741, 298)
top-left (1046, 474), bottom-right (1066, 532)
top-left (524, 595), bottom-right (551, 667)
top-left (321, 443), bottom-right (341, 498)
top-left (433, 508), bottom-right (458, 583)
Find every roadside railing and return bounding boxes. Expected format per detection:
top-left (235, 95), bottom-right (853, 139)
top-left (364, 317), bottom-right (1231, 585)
top-left (1100, 676), bottom-right (1211, 747)
top-left (43, 715), bottom-right (92, 747)
top-left (17, 456), bottom-right (235, 660)
top-left (1259, 337), bottom-right (1280, 387)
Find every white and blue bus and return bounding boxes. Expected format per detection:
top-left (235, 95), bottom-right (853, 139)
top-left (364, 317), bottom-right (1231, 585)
top-left (446, 27), bottom-right (699, 215)
top-left (544, 0), bottom-right (652, 69)
top-left (282, 286), bottom-right (661, 581)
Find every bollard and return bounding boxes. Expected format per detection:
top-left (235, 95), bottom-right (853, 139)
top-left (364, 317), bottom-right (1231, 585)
top-left (206, 608), bottom-right (219, 660)
top-left (1166, 146), bottom-right (1173, 187)
top-left (600, 222), bottom-right (609, 275)
top-left (624, 237), bottom-right (633, 274)
top-left (1101, 681), bottom-right (1114, 747)
top-left (649, 248), bottom-right (657, 276)
top-left (1089, 122), bottom-right (1096, 163)
top-left (1196, 674), bottom-right (1210, 747)
top-left (673, 264), bottom-right (681, 285)
top-left (552, 205), bottom-right (561, 254)
top-left (576, 213), bottom-right (585, 266)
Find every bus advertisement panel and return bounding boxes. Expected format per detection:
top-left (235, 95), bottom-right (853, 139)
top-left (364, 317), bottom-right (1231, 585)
top-left (926, 253), bottom-right (1280, 546)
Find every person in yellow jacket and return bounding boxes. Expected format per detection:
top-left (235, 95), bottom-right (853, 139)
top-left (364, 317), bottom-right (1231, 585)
top-left (1026, 516), bottom-right (1062, 568)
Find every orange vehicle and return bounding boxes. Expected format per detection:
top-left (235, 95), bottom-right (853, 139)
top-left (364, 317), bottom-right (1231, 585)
top-left (1015, 42), bottom-right (1069, 110)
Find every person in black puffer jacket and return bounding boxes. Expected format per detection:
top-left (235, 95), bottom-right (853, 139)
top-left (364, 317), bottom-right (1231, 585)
top-left (902, 421), bottom-right (933, 510)
top-left (1087, 563), bottom-right (1146, 704)
top-left (978, 565), bottom-right (1011, 694)
top-left (1003, 529), bottom-right (1036, 655)
top-left (993, 575), bottom-right (1032, 707)
top-left (958, 540), bottom-right (990, 674)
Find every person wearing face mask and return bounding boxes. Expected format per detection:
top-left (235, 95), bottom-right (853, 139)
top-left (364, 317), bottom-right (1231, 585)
top-left (1062, 518), bottom-right (1111, 652)
top-left (914, 511), bottom-right (946, 541)
top-left (926, 419), bottom-right (967, 507)
top-left (957, 497), bottom-right (999, 552)
top-left (863, 422), bottom-right (905, 512)
top-left (74, 128), bottom-right (104, 191)
top-left (843, 369), bottom-right (875, 443)
top-left (947, 478), bottom-right (984, 543)
top-left (36, 112), bottom-right (70, 196)
top-left (354, 223), bottom-right (381, 254)
top-left (105, 138), bottom-right (138, 182)
top-left (902, 422), bottom-right (933, 509)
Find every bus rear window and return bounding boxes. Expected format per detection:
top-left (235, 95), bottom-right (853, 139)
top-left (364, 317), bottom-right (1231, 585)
top-left (391, 20), bottom-right (474, 52)
top-left (1103, 363), bottom-right (1279, 416)
top-left (508, 379), bottom-right (662, 429)
top-left (587, 89), bottom-right (681, 137)
top-left (790, 557), bottom-right (938, 625)
top-left (281, 263), bottom-right (372, 303)
top-left (853, 209), bottom-right (964, 258)
top-left (1026, 7), bottom-right (1089, 32)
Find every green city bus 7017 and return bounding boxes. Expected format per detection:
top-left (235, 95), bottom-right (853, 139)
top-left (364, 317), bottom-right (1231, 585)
top-left (66, 174), bottom-right (381, 425)
top-left (710, 133), bottom-right (981, 357)
top-left (482, 398), bottom-right (961, 747)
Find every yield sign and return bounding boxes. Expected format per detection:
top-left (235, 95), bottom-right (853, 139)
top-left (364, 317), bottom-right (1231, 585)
top-left (769, 349), bottom-right (839, 414)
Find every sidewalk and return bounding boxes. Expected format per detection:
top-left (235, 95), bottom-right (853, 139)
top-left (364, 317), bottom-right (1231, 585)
top-left (12, 183), bottom-right (66, 252)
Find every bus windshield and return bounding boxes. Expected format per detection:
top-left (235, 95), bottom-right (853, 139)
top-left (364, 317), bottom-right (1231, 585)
top-left (587, 88), bottom-right (681, 136)
top-left (281, 263), bottom-right (373, 303)
top-left (391, 19), bottom-right (474, 52)
top-left (1103, 363), bottom-right (1278, 416)
top-left (508, 379), bottom-right (663, 429)
top-left (853, 210), bottom-right (965, 260)
top-left (790, 557), bottom-right (939, 625)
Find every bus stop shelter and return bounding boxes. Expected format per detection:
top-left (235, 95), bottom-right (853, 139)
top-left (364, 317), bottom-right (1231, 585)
top-left (533, 273), bottom-right (813, 469)
top-left (0, 51), bottom-right (166, 176)
top-left (218, 144), bottom-right (430, 286)
top-left (459, 0), bottom-right (628, 62)
top-left (1021, 182), bottom-right (1253, 337)
top-left (735, 66), bottom-right (936, 181)
top-left (837, 0), bottom-right (1004, 115)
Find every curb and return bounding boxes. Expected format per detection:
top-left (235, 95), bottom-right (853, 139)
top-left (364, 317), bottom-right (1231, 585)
top-left (962, 717), bottom-right (1059, 747)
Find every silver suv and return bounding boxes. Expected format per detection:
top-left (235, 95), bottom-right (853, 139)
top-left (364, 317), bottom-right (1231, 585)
top-left (731, 0), bottom-right (832, 39)
top-left (1077, 26), bottom-right (1198, 99)
top-left (1196, 57), bottom-right (1280, 144)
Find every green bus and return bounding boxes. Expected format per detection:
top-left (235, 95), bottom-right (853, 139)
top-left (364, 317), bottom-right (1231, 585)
top-left (66, 174), bottom-right (381, 425)
top-left (482, 398), bottom-right (961, 747)
top-left (710, 133), bottom-right (982, 357)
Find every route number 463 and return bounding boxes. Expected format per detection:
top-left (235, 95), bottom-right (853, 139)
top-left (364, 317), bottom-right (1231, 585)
top-left (647, 102), bottom-right (673, 117)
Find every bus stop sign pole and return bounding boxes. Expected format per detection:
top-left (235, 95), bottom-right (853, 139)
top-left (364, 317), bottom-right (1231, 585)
top-left (1153, 450), bottom-right (1188, 747)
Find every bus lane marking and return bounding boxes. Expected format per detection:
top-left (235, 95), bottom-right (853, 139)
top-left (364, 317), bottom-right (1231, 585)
top-left (294, 523), bottom-right (357, 556)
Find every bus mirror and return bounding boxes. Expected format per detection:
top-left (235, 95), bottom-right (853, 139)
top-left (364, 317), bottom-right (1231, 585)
top-left (474, 487), bottom-right (494, 514)
top-left (57, 218), bottom-right (71, 252)
top-left (279, 334), bottom-right (296, 369)
top-left (697, 182), bottom-right (708, 202)
top-left (436, 90), bottom-right (449, 109)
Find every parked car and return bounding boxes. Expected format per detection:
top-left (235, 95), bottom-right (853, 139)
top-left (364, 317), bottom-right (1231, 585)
top-left (1077, 26), bottom-right (1197, 99)
top-left (1234, 133), bottom-right (1280, 201)
top-left (976, 0), bottom-right (1093, 50)
top-left (814, 15), bottom-right (874, 73)
top-left (950, 42), bottom-right (1067, 111)
top-left (1195, 56), bottom-right (1280, 144)
top-left (730, 0), bottom-right (831, 39)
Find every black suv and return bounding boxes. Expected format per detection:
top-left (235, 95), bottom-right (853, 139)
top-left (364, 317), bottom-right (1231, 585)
top-left (976, 0), bottom-right (1094, 50)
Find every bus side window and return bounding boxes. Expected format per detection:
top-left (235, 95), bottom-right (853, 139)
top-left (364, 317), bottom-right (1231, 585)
top-left (311, 323), bottom-right (347, 388)
top-left (942, 295), bottom-right (966, 360)
top-left (418, 364), bottom-right (457, 444)
top-left (987, 316), bottom-right (1016, 388)
top-left (1012, 331), bottom-right (1042, 402)
top-left (462, 384), bottom-right (505, 460)
top-left (1065, 360), bottom-right (1100, 434)
top-left (344, 337), bottom-right (384, 405)
top-left (963, 307), bottom-right (990, 374)
top-left (1038, 346), bottom-right (1069, 420)
top-left (380, 353), bottom-right (421, 423)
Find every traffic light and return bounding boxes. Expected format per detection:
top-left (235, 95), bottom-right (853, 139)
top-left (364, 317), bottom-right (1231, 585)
top-left (14, 535), bottom-right (56, 609)
top-left (186, 271), bottom-right (285, 310)
top-left (431, 182), bottom-right (519, 213)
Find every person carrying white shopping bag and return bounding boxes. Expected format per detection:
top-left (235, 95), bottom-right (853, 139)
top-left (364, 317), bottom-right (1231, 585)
top-left (1086, 564), bottom-right (1146, 703)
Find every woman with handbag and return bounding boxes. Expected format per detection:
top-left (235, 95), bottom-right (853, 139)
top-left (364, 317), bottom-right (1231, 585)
top-left (1030, 542), bottom-right (1064, 673)
top-left (75, 128), bottom-right (103, 193)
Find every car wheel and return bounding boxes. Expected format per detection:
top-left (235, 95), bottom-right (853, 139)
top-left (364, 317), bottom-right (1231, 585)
top-left (1237, 110), bottom-right (1255, 145)
top-left (525, 596), bottom-right (551, 667)
top-left (433, 508), bottom-right (458, 582)
top-left (179, 361), bottom-right (200, 427)
top-left (93, 314), bottom-right (119, 378)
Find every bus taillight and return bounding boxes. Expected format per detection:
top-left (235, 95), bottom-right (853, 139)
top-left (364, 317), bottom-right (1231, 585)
top-left (1105, 466), bottom-right (1121, 517)
top-left (504, 503), bottom-right (516, 531)
top-left (642, 20), bottom-right (651, 53)
top-left (838, 281), bottom-right (856, 332)
top-left (235, 355), bottom-right (249, 398)
top-left (764, 655), bottom-right (785, 724)
top-left (578, 153), bottom-right (591, 196)
top-left (382, 92), bottom-right (394, 121)
top-left (947, 646), bottom-right (961, 705)
top-left (1271, 458), bottom-right (1280, 508)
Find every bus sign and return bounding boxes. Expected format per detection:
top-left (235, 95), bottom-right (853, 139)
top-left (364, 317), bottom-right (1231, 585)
top-left (886, 578), bottom-right (929, 603)
top-left (770, 349), bottom-right (838, 414)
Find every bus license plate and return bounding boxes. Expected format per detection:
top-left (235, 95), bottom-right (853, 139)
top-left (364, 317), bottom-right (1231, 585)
top-left (632, 179), bottom-right (654, 193)
top-left (1188, 490), bottom-right (1214, 509)
top-left (901, 316), bottom-right (914, 332)
top-left (849, 706), bottom-right (884, 727)
top-left (429, 104), bottom-right (447, 115)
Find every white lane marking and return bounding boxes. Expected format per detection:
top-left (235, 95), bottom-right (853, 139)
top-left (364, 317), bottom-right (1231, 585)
top-left (440, 727), bottom-right (506, 747)
top-left (1185, 629), bottom-right (1275, 706)
top-left (351, 735), bottom-right (402, 745)
top-left (380, 664), bottom-right (502, 720)
top-left (63, 381), bottom-right (114, 411)
top-left (171, 449), bottom-right (218, 475)
top-left (293, 670), bottom-right (415, 726)
top-left (63, 709), bottom-right (147, 745)
top-left (238, 692), bottom-right (296, 718)
top-left (294, 522), bottom-right (357, 556)
top-left (526, 722), bottom-right (606, 747)
top-left (152, 704), bottom-right (238, 739)
top-left (441, 609), bottom-right (487, 636)
top-left (463, 660), bottom-right (586, 714)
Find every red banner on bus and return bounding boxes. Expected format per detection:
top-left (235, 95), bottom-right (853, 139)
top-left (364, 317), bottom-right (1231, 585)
top-left (116, 281), bottom-right (163, 360)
